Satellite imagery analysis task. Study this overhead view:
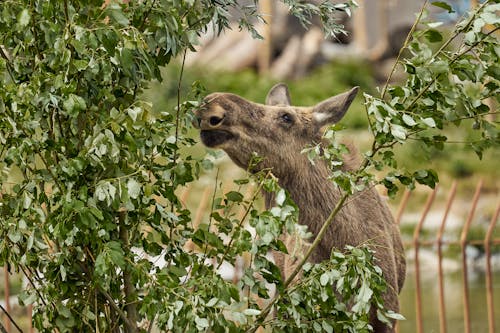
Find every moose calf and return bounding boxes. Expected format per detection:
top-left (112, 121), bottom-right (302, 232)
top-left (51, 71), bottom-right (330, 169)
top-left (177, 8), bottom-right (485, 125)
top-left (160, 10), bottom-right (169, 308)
top-left (194, 84), bottom-right (406, 332)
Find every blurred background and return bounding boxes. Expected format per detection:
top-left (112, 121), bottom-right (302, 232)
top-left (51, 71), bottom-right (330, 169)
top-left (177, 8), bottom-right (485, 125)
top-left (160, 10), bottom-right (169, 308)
top-left (2, 0), bottom-right (499, 332)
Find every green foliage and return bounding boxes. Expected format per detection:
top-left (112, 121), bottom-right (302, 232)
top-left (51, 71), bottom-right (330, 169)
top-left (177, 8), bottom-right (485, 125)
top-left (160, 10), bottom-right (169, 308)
top-left (1, 0), bottom-right (497, 331)
top-left (282, 0), bottom-right (358, 38)
top-left (0, 0), bottom-right (390, 332)
top-left (270, 246), bottom-right (403, 333)
top-left (361, 1), bottom-right (499, 196)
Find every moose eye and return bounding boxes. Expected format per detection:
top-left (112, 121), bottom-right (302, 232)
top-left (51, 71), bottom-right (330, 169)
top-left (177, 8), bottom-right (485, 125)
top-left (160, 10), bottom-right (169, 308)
top-left (280, 113), bottom-right (293, 124)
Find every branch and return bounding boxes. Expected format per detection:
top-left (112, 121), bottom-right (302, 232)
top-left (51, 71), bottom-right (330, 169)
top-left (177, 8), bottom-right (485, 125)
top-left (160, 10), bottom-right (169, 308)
top-left (382, 0), bottom-right (492, 102)
top-left (249, 192), bottom-right (350, 332)
top-left (19, 265), bottom-right (50, 308)
top-left (430, 0), bottom-right (490, 62)
top-left (139, 0), bottom-right (158, 30)
top-left (99, 287), bottom-right (138, 333)
top-left (200, 168), bottom-right (220, 264)
top-left (0, 303), bottom-right (23, 333)
top-left (0, 46), bottom-right (16, 83)
top-left (169, 48), bottom-right (188, 215)
top-left (216, 169), bottom-right (273, 270)
top-left (119, 211), bottom-right (139, 333)
top-left (381, 0), bottom-right (429, 100)
top-left (405, 25), bottom-right (500, 112)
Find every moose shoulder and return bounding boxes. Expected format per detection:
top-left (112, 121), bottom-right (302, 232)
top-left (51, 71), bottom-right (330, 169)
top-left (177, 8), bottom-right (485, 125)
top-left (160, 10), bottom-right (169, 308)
top-left (194, 84), bottom-right (406, 333)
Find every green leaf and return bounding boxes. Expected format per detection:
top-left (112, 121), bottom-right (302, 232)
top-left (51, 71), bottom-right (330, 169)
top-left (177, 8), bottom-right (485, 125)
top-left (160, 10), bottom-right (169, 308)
top-left (320, 272), bottom-right (330, 286)
top-left (206, 298), bottom-right (218, 307)
top-left (322, 321), bottom-right (334, 333)
top-left (60, 264), bottom-right (67, 281)
top-left (390, 124), bottom-right (407, 141)
top-left (106, 4), bottom-right (130, 26)
top-left (108, 242), bottom-right (125, 267)
top-left (8, 229), bottom-right (21, 243)
top-left (431, 2), bottom-right (455, 13)
top-left (18, 290), bottom-right (37, 306)
top-left (358, 282), bottom-right (373, 303)
top-left (405, 63), bottom-right (416, 74)
top-left (402, 114), bottom-right (417, 127)
top-left (423, 29), bottom-right (443, 43)
top-left (127, 178), bottom-right (141, 199)
top-left (18, 9), bottom-right (30, 27)
top-left (243, 309), bottom-right (261, 316)
top-left (168, 265), bottom-right (188, 277)
top-left (127, 107), bottom-right (143, 122)
top-left (195, 317), bottom-right (210, 329)
top-left (421, 117), bottom-right (436, 128)
top-left (275, 189), bottom-right (286, 206)
top-left (226, 191), bottom-right (244, 203)
top-left (63, 94), bottom-right (87, 117)
top-left (386, 311), bottom-right (406, 320)
top-left (95, 241), bottom-right (125, 278)
top-left (414, 169), bottom-right (439, 188)
top-left (389, 86), bottom-right (406, 98)
top-left (429, 60), bottom-right (448, 74)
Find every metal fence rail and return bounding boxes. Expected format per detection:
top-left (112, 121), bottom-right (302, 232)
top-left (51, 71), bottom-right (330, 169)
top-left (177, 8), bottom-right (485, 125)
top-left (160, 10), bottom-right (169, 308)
top-left (395, 180), bottom-right (500, 333)
top-left (2, 180), bottom-right (499, 332)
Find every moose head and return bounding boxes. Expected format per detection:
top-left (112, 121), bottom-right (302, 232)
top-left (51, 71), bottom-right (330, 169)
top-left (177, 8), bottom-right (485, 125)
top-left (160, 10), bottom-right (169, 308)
top-left (193, 83), bottom-right (359, 177)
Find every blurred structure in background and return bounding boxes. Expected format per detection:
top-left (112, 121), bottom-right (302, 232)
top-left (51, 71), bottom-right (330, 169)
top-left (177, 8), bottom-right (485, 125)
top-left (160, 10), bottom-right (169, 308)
top-left (186, 0), bottom-right (477, 81)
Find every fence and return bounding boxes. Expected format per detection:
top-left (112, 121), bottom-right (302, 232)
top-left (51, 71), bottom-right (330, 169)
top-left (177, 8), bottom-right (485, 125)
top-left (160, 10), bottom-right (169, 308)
top-left (395, 180), bottom-right (500, 333)
top-left (2, 179), bottom-right (499, 332)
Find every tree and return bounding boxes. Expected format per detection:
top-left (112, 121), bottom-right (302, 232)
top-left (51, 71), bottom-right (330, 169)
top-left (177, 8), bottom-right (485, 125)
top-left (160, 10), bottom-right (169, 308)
top-left (0, 0), bottom-right (498, 332)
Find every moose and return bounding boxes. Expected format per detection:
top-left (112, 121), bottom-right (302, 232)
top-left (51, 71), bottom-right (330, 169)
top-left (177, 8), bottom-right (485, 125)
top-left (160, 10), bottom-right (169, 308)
top-left (193, 83), bottom-right (406, 332)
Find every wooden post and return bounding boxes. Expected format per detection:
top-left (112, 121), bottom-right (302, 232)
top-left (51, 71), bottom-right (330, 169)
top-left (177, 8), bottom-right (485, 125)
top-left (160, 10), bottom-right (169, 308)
top-left (352, 0), bottom-right (368, 52)
top-left (368, 0), bottom-right (389, 61)
top-left (258, 0), bottom-right (273, 74)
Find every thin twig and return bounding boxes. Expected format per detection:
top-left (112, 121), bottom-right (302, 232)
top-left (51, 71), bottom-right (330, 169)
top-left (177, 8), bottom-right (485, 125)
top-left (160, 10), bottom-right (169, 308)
top-left (381, 0), bottom-right (429, 100)
top-left (216, 170), bottom-right (273, 270)
top-left (99, 287), bottom-right (138, 332)
top-left (169, 48), bottom-right (188, 215)
top-left (405, 25), bottom-right (500, 112)
top-left (19, 265), bottom-right (49, 308)
top-left (139, 0), bottom-right (158, 30)
top-left (119, 211), bottom-right (139, 333)
top-left (0, 303), bottom-right (23, 333)
top-left (248, 193), bottom-right (350, 332)
top-left (202, 168), bottom-right (220, 263)
top-left (0, 46), bottom-right (16, 83)
top-left (63, 0), bottom-right (70, 23)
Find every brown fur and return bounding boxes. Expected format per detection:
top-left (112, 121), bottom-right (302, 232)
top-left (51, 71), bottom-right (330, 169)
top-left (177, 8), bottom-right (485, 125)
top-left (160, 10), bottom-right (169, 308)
top-left (194, 84), bottom-right (406, 332)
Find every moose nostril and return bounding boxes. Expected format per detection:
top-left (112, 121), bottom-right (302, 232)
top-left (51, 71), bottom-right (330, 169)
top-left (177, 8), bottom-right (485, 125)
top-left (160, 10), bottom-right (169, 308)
top-left (209, 116), bottom-right (223, 126)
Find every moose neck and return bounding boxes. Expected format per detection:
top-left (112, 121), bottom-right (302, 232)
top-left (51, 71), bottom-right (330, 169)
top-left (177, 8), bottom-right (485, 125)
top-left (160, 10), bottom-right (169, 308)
top-left (276, 158), bottom-right (341, 230)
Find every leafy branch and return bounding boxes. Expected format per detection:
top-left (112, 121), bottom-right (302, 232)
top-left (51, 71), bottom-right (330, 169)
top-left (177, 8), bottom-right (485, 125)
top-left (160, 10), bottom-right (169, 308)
top-left (249, 193), bottom-right (350, 331)
top-left (1, 0), bottom-right (497, 332)
top-left (406, 25), bottom-right (500, 112)
top-left (381, 0), bottom-right (429, 99)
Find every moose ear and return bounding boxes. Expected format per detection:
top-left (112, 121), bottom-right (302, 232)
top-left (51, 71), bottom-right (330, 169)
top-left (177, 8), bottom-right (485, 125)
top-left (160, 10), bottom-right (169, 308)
top-left (312, 86), bottom-right (359, 127)
top-left (266, 83), bottom-right (291, 106)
